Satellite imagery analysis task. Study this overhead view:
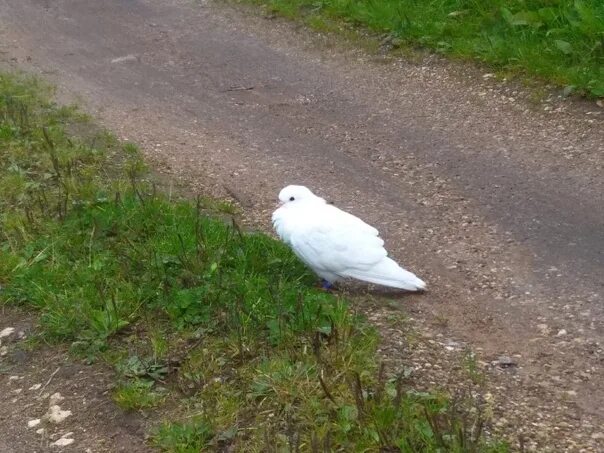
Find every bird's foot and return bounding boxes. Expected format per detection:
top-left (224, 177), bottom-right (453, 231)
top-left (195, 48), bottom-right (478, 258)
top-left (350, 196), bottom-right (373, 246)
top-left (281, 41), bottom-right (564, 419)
top-left (320, 279), bottom-right (334, 290)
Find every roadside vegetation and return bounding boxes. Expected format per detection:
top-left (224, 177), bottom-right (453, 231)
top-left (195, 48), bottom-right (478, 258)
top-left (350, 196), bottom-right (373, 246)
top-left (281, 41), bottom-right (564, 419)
top-left (0, 72), bottom-right (508, 451)
top-left (240, 0), bottom-right (604, 97)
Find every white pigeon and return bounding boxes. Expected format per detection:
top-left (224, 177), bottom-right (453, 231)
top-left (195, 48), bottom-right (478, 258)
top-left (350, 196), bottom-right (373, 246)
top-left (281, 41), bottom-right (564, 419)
top-left (272, 185), bottom-right (426, 291)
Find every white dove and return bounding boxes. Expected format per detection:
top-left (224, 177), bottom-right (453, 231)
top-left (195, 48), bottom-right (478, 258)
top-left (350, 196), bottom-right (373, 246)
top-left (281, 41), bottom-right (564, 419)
top-left (272, 185), bottom-right (426, 291)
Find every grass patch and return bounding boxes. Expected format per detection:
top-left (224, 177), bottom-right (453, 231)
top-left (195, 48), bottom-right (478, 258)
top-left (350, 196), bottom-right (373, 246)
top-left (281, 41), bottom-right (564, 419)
top-left (0, 71), bottom-right (507, 451)
top-left (153, 419), bottom-right (214, 452)
top-left (239, 0), bottom-right (604, 97)
top-left (113, 379), bottom-right (167, 410)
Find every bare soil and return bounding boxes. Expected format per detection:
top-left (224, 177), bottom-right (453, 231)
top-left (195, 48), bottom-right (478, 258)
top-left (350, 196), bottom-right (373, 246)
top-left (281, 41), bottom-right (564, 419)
top-left (0, 307), bottom-right (150, 453)
top-left (0, 0), bottom-right (602, 451)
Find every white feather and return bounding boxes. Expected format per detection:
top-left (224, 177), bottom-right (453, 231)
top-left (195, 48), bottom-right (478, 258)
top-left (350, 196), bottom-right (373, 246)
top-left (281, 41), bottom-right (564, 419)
top-left (272, 185), bottom-right (426, 291)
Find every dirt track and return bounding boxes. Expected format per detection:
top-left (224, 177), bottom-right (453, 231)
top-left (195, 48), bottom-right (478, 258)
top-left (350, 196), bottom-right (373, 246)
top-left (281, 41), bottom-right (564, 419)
top-left (0, 0), bottom-right (602, 450)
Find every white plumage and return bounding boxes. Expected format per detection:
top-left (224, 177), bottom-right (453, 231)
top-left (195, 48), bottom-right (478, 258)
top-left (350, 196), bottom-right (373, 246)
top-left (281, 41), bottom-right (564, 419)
top-left (272, 185), bottom-right (426, 291)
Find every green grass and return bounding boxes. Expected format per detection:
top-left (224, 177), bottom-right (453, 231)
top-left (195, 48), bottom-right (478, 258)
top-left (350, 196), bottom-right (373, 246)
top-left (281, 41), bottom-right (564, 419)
top-left (0, 72), bottom-right (508, 451)
top-left (240, 0), bottom-right (604, 97)
top-left (113, 379), bottom-right (167, 410)
top-left (153, 419), bottom-right (214, 453)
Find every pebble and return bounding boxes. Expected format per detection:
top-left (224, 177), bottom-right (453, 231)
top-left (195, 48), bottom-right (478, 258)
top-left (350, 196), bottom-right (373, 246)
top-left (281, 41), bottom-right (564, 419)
top-left (27, 418), bottom-right (41, 428)
top-left (493, 356), bottom-right (517, 368)
top-left (52, 435), bottom-right (75, 447)
top-left (110, 54), bottom-right (137, 64)
top-left (536, 324), bottom-right (550, 335)
top-left (45, 405), bottom-right (72, 424)
top-left (0, 327), bottom-right (15, 338)
top-left (29, 383), bottom-right (42, 391)
top-left (49, 392), bottom-right (64, 405)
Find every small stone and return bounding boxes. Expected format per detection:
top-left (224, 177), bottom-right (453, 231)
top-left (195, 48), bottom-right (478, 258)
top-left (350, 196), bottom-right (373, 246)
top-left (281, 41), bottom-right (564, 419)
top-left (52, 436), bottom-right (74, 447)
top-left (29, 383), bottom-right (42, 391)
top-left (45, 405), bottom-right (72, 424)
top-left (536, 324), bottom-right (550, 335)
top-left (390, 38), bottom-right (403, 48)
top-left (49, 393), bottom-right (64, 405)
top-left (0, 346), bottom-right (8, 356)
top-left (493, 356), bottom-right (517, 368)
top-left (495, 417), bottom-right (508, 426)
top-left (36, 428), bottom-right (46, 435)
top-left (27, 419), bottom-right (41, 428)
top-left (11, 349), bottom-right (28, 364)
top-left (111, 54), bottom-right (138, 64)
top-left (556, 329), bottom-right (567, 337)
top-left (0, 327), bottom-right (15, 338)
top-left (591, 432), bottom-right (604, 440)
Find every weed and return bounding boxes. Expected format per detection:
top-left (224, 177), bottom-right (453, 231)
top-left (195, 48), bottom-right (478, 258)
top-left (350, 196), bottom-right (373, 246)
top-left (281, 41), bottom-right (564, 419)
top-left (116, 355), bottom-right (170, 382)
top-left (463, 348), bottom-right (486, 386)
top-left (113, 379), bottom-right (167, 410)
top-left (152, 419), bottom-right (214, 452)
top-left (434, 313), bottom-right (450, 329)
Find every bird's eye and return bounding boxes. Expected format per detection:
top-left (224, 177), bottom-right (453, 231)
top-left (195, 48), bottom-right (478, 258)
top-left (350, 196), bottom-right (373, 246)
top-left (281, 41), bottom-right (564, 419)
top-left (289, 196), bottom-right (295, 201)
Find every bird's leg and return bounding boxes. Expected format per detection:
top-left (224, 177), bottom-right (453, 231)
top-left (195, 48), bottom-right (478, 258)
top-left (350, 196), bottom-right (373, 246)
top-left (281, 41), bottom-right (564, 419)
top-left (321, 279), bottom-right (334, 290)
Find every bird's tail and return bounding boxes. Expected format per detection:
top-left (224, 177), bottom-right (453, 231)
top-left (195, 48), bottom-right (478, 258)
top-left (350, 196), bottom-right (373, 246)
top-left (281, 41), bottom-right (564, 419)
top-left (343, 257), bottom-right (426, 291)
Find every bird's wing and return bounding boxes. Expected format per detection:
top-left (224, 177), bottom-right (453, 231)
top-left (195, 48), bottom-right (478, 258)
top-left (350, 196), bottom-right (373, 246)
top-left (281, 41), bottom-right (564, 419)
top-left (323, 203), bottom-right (379, 236)
top-left (289, 206), bottom-right (387, 274)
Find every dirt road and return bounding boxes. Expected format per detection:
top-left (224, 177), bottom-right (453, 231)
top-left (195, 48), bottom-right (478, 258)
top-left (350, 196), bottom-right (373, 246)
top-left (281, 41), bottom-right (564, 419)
top-left (1, 0), bottom-right (602, 450)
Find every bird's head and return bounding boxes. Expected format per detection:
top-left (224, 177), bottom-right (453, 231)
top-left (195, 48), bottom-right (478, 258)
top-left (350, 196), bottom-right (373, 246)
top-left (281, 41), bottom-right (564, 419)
top-left (277, 185), bottom-right (322, 207)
